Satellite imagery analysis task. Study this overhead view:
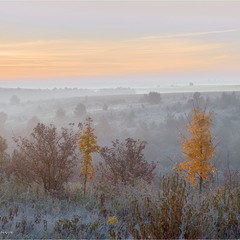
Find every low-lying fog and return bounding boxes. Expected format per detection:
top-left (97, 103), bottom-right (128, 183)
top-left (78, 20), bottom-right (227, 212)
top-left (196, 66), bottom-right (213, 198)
top-left (1, 86), bottom-right (240, 174)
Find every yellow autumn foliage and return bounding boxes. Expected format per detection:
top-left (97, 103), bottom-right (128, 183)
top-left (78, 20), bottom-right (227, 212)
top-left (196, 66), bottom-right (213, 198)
top-left (107, 216), bottom-right (118, 226)
top-left (174, 108), bottom-right (217, 187)
top-left (77, 117), bottom-right (100, 194)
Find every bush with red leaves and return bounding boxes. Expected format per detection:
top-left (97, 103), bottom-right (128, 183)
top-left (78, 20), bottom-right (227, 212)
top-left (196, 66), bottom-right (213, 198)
top-left (99, 138), bottom-right (156, 186)
top-left (12, 123), bottom-right (78, 193)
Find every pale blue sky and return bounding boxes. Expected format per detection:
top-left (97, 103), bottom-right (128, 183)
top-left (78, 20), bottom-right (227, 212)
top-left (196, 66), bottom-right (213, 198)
top-left (1, 1), bottom-right (240, 41)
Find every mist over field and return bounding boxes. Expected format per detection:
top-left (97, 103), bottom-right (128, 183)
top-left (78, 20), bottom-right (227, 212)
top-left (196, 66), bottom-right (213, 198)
top-left (0, 85), bottom-right (239, 167)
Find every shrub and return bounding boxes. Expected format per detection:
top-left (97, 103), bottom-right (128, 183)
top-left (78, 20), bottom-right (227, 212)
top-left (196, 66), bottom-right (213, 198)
top-left (126, 174), bottom-right (213, 239)
top-left (12, 123), bottom-right (78, 193)
top-left (99, 138), bottom-right (156, 186)
top-left (0, 136), bottom-right (10, 180)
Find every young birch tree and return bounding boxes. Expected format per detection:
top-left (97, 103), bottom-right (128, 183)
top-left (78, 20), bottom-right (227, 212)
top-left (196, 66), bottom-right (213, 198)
top-left (77, 117), bottom-right (100, 196)
top-left (173, 107), bottom-right (217, 194)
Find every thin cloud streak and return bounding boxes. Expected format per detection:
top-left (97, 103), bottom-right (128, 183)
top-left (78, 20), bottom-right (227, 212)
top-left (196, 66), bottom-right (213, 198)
top-left (138, 29), bottom-right (240, 41)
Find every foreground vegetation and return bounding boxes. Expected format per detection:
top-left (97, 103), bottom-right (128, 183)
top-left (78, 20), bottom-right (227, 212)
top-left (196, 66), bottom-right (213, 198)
top-left (1, 172), bottom-right (240, 239)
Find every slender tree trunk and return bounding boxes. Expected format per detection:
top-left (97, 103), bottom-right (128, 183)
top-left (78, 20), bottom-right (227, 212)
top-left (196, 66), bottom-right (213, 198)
top-left (199, 176), bottom-right (203, 195)
top-left (83, 173), bottom-right (87, 196)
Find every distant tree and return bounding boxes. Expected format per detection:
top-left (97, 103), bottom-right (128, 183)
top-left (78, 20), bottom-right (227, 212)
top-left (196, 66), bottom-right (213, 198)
top-left (148, 92), bottom-right (161, 104)
top-left (99, 138), bottom-right (156, 186)
top-left (12, 123), bottom-right (78, 193)
top-left (77, 117), bottom-right (100, 195)
top-left (150, 121), bottom-right (158, 130)
top-left (193, 92), bottom-right (201, 103)
top-left (102, 103), bottom-right (108, 111)
top-left (74, 103), bottom-right (86, 117)
top-left (10, 95), bottom-right (20, 105)
top-left (55, 107), bottom-right (66, 119)
top-left (218, 91), bottom-right (238, 109)
top-left (142, 92), bottom-right (161, 104)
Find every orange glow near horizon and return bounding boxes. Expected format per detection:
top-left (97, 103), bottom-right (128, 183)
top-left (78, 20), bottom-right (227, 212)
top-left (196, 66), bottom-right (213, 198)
top-left (0, 36), bottom-right (239, 80)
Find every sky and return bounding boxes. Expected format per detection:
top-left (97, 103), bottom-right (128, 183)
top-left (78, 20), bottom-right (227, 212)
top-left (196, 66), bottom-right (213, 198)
top-left (0, 1), bottom-right (240, 88)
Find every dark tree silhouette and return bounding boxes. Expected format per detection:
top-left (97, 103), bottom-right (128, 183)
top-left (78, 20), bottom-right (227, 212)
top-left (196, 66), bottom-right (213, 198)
top-left (10, 95), bottom-right (20, 105)
top-left (55, 107), bottom-right (66, 119)
top-left (142, 92), bottom-right (161, 104)
top-left (74, 103), bottom-right (86, 117)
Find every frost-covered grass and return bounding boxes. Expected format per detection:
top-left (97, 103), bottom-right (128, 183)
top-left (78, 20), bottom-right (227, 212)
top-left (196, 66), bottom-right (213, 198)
top-left (0, 182), bottom-right (115, 239)
top-left (1, 173), bottom-right (240, 239)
